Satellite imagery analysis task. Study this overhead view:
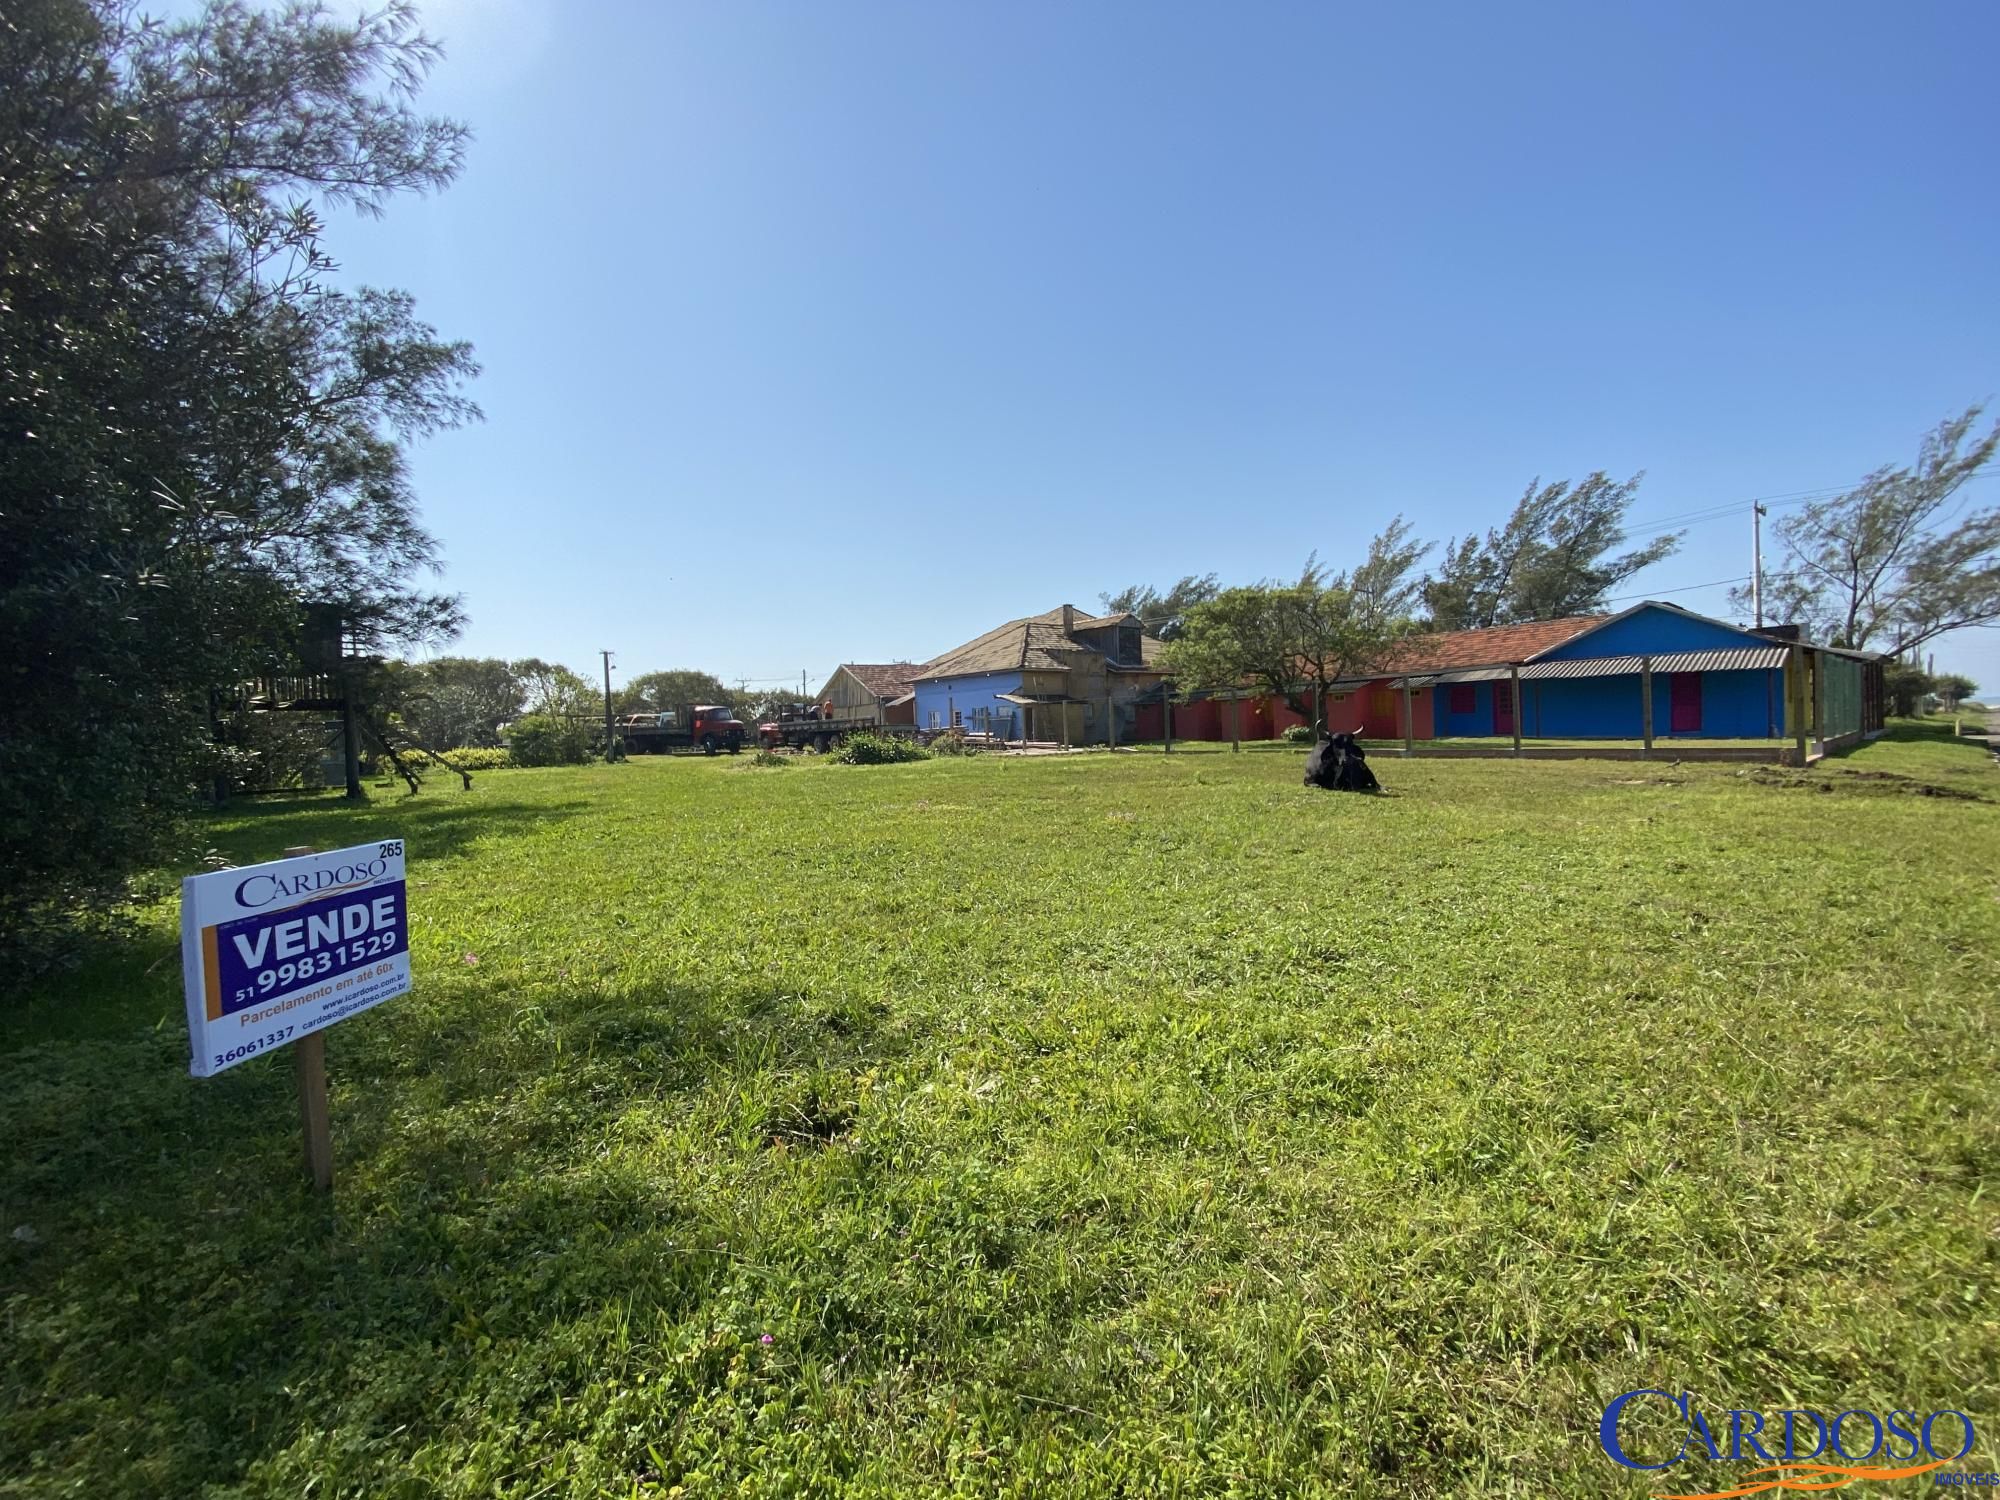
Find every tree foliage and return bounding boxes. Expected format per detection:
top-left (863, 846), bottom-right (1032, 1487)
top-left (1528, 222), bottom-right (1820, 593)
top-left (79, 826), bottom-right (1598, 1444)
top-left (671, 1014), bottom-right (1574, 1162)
top-left (1098, 575), bottom-right (1221, 641)
top-left (1423, 473), bottom-right (1676, 630)
top-left (1736, 407), bottom-right (2000, 652)
top-left (1935, 673), bottom-right (1978, 711)
top-left (0, 0), bottom-right (474, 958)
top-left (504, 713), bottom-right (592, 767)
top-left (1163, 531), bottom-right (1426, 728)
top-left (1883, 662), bottom-right (1935, 718)
top-left (512, 660), bottom-right (595, 721)
top-left (397, 657), bottom-right (524, 749)
top-left (619, 669), bottom-right (736, 715)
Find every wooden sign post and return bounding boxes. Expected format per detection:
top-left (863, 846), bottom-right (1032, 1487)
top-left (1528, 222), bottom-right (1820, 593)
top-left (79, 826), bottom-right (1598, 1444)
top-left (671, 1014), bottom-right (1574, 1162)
top-left (180, 837), bottom-right (410, 1196)
top-left (283, 847), bottom-right (335, 1193)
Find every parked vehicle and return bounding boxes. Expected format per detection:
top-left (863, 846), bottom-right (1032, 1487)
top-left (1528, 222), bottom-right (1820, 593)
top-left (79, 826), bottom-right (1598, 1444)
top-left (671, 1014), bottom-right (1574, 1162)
top-left (756, 702), bottom-right (920, 753)
top-left (617, 704), bottom-right (747, 755)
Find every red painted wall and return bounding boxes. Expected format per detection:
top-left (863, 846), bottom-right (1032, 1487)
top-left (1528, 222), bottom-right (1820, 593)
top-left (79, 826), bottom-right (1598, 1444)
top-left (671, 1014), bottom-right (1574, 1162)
top-left (1131, 685), bottom-right (1435, 742)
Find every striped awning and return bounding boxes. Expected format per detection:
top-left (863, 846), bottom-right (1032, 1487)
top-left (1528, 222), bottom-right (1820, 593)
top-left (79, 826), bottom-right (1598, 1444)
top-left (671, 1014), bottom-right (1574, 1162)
top-left (1520, 647), bottom-right (1788, 680)
top-left (1392, 646), bottom-right (1788, 688)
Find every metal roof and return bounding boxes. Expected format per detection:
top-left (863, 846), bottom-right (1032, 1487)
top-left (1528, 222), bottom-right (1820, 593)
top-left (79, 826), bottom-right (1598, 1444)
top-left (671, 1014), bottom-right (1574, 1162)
top-left (1392, 646), bottom-right (1790, 688)
top-left (1520, 647), bottom-right (1788, 680)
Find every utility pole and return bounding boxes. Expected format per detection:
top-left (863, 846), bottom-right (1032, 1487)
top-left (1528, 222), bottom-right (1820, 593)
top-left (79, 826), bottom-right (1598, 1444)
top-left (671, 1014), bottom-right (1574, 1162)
top-left (1751, 503), bottom-right (1766, 628)
top-left (600, 650), bottom-right (616, 762)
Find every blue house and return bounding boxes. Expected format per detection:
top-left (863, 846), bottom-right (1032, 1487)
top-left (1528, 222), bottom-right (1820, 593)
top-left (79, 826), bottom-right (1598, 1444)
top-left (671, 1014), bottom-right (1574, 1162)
top-left (1403, 602), bottom-right (1885, 746)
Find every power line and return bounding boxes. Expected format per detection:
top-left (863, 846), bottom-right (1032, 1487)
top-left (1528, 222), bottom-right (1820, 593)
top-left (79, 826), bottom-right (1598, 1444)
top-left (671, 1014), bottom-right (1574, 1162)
top-left (1620, 470), bottom-right (1997, 538)
top-left (1600, 574), bottom-right (1751, 604)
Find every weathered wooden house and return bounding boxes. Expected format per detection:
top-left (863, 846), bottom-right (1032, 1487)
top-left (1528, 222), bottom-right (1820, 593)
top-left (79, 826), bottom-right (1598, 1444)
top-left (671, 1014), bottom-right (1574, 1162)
top-left (912, 605), bottom-right (1168, 743)
top-left (815, 663), bottom-right (922, 726)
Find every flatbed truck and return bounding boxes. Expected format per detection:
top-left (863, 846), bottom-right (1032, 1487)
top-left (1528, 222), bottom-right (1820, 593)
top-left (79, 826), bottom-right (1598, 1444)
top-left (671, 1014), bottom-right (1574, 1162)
top-left (616, 704), bottom-right (747, 755)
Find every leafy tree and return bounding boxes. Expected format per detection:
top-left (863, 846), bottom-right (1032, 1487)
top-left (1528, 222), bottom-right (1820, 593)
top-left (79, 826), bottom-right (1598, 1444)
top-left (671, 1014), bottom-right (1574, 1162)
top-left (0, 0), bottom-right (475, 959)
top-left (512, 660), bottom-right (595, 720)
top-left (619, 669), bottom-right (735, 715)
top-left (1736, 407), bottom-right (2000, 653)
top-left (1424, 473), bottom-right (1677, 630)
top-left (1164, 535), bottom-right (1424, 731)
top-left (1098, 574), bottom-right (1221, 641)
top-left (504, 713), bottom-right (591, 767)
top-left (1935, 673), bottom-right (1979, 711)
top-left (1347, 516), bottom-right (1430, 632)
top-left (399, 657), bottom-right (523, 749)
top-left (1883, 662), bottom-right (1935, 718)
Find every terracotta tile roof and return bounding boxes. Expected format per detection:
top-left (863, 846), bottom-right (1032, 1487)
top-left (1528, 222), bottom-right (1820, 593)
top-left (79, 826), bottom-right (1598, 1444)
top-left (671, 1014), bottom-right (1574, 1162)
top-left (838, 663), bottom-right (923, 698)
top-left (1376, 616), bottom-right (1604, 674)
top-left (917, 606), bottom-right (1165, 680)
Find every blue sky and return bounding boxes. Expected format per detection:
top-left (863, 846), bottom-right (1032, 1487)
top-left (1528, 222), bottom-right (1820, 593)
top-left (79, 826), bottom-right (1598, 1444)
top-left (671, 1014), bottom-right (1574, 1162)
top-left (330, 0), bottom-right (2000, 697)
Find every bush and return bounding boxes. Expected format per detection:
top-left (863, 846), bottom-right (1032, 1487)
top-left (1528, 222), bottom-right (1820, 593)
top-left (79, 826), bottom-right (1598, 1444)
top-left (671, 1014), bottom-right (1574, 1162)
top-left (1281, 724), bottom-right (1317, 745)
top-left (415, 747), bottom-right (513, 771)
top-left (505, 714), bottom-right (591, 767)
top-left (747, 748), bottom-right (790, 768)
top-left (929, 729), bottom-right (976, 756)
top-left (829, 731), bottom-right (932, 765)
top-left (214, 709), bottom-right (335, 793)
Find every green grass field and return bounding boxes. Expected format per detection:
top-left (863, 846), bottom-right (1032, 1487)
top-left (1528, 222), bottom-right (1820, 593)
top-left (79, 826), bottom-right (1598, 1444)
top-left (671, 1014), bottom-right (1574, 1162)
top-left (5, 726), bottom-right (1999, 1497)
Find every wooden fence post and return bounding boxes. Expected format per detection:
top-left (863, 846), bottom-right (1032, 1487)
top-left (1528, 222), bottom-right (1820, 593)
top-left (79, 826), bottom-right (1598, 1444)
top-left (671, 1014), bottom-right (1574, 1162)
top-left (1402, 679), bottom-right (1415, 756)
top-left (1509, 665), bottom-right (1523, 756)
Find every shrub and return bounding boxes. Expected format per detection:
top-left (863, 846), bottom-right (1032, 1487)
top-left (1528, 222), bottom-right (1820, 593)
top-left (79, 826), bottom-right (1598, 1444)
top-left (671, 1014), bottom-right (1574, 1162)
top-left (929, 729), bottom-right (976, 756)
top-left (1281, 724), bottom-right (1317, 745)
top-left (829, 731), bottom-right (932, 765)
top-left (506, 714), bottom-right (591, 767)
top-left (748, 748), bottom-right (790, 768)
top-left (415, 747), bottom-right (513, 772)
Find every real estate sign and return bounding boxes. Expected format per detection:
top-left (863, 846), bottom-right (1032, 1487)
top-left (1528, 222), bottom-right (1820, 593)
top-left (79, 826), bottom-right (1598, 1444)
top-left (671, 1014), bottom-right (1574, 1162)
top-left (181, 840), bottom-right (410, 1078)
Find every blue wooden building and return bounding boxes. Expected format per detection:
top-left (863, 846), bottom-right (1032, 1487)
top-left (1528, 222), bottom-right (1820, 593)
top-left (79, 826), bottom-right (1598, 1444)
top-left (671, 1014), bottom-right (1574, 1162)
top-left (1400, 602), bottom-right (1885, 746)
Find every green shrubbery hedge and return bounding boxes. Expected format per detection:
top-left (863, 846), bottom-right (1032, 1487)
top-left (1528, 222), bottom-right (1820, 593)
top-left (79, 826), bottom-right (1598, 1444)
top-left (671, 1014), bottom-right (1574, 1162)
top-left (829, 732), bottom-right (932, 765)
top-left (415, 747), bottom-right (514, 771)
top-left (505, 714), bottom-right (591, 766)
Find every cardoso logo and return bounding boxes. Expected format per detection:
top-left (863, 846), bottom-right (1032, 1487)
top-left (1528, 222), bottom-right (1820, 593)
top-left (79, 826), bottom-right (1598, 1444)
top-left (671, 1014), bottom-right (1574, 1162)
top-left (235, 858), bottom-right (390, 910)
top-left (1600, 1390), bottom-right (1974, 1497)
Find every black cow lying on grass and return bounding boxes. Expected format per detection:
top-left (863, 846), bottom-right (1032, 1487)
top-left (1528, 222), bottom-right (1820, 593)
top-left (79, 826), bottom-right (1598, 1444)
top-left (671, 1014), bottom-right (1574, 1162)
top-left (1304, 732), bottom-right (1380, 793)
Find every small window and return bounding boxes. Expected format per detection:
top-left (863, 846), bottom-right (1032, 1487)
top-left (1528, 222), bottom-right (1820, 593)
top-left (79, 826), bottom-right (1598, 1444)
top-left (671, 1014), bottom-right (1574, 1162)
top-left (1116, 627), bottom-right (1141, 665)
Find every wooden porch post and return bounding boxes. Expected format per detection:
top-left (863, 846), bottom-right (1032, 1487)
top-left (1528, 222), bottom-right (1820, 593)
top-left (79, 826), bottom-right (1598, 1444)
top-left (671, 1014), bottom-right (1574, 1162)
top-left (1640, 656), bottom-right (1654, 760)
top-left (1402, 679), bottom-right (1414, 757)
top-left (1163, 690), bottom-right (1174, 754)
top-left (1816, 652), bottom-right (1827, 744)
top-left (1509, 665), bottom-right (1523, 756)
top-left (1106, 692), bottom-right (1116, 748)
top-left (1788, 645), bottom-right (1808, 764)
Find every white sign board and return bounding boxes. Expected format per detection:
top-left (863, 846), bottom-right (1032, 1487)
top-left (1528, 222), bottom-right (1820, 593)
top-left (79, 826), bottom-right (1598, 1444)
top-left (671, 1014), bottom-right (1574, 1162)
top-left (181, 840), bottom-right (410, 1078)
